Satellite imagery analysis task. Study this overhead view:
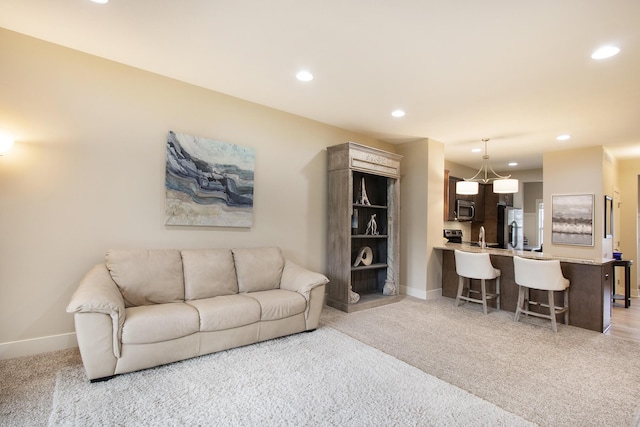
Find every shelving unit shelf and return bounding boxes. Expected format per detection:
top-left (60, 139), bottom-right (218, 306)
top-left (326, 142), bottom-right (402, 313)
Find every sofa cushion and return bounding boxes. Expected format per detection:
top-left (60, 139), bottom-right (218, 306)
top-left (181, 249), bottom-right (238, 300)
top-left (245, 289), bottom-right (307, 321)
top-left (121, 303), bottom-right (199, 344)
top-left (232, 247), bottom-right (284, 293)
top-left (106, 249), bottom-right (184, 306)
top-left (187, 295), bottom-right (261, 332)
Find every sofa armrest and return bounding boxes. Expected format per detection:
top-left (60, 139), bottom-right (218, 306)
top-left (280, 259), bottom-right (329, 300)
top-left (66, 264), bottom-right (125, 358)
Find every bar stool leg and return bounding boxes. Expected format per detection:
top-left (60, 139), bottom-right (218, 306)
top-left (564, 288), bottom-right (569, 325)
top-left (495, 277), bottom-right (501, 310)
top-left (481, 279), bottom-right (488, 315)
top-left (455, 276), bottom-right (465, 307)
top-left (514, 286), bottom-right (524, 322)
top-left (548, 290), bottom-right (557, 332)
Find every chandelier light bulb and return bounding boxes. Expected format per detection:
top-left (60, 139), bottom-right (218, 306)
top-left (456, 180), bottom-right (479, 195)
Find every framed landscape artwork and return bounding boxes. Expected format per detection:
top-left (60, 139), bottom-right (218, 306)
top-left (165, 131), bottom-right (255, 227)
top-left (551, 194), bottom-right (594, 246)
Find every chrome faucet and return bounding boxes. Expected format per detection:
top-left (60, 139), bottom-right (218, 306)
top-left (479, 226), bottom-right (486, 249)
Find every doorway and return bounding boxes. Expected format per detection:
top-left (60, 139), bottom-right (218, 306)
top-left (537, 199), bottom-right (544, 250)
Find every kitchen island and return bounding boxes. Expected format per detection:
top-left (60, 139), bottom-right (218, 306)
top-left (435, 243), bottom-right (614, 332)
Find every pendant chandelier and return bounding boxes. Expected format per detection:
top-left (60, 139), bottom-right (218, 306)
top-left (456, 139), bottom-right (519, 195)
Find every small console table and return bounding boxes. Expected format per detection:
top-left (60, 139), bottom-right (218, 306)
top-left (612, 259), bottom-right (633, 308)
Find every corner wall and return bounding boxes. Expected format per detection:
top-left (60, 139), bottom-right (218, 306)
top-left (543, 146), bottom-right (609, 261)
top-left (617, 158), bottom-right (640, 295)
top-left (397, 139), bottom-right (444, 299)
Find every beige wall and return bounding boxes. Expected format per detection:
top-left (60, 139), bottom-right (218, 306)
top-left (523, 182), bottom-right (543, 213)
top-left (426, 139), bottom-right (446, 297)
top-left (397, 141), bottom-right (429, 298)
top-left (0, 28), bottom-right (394, 357)
top-left (523, 182), bottom-right (543, 248)
top-left (543, 146), bottom-right (610, 261)
top-left (397, 139), bottom-right (444, 299)
top-left (617, 158), bottom-right (640, 296)
top-left (444, 160), bottom-right (478, 181)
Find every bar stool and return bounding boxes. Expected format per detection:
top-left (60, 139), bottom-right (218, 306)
top-left (513, 256), bottom-right (570, 332)
top-left (454, 250), bottom-right (501, 314)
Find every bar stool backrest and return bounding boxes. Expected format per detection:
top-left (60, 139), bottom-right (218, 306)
top-left (454, 250), bottom-right (500, 280)
top-left (513, 256), bottom-right (570, 291)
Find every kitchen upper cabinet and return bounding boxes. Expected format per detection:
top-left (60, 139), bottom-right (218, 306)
top-left (444, 170), bottom-right (456, 221)
top-left (473, 183), bottom-right (485, 222)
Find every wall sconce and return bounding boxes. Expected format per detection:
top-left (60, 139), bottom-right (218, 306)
top-left (0, 135), bottom-right (14, 155)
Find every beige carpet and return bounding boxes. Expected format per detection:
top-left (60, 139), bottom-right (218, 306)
top-left (0, 347), bottom-right (80, 426)
top-left (321, 296), bottom-right (640, 427)
top-left (46, 327), bottom-right (531, 426)
top-left (3, 296), bottom-right (640, 426)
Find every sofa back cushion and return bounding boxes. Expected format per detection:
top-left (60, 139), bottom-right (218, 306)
top-left (181, 249), bottom-right (238, 300)
top-left (232, 247), bottom-right (284, 293)
top-left (106, 249), bottom-right (184, 306)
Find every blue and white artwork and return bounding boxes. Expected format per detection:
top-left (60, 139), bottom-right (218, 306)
top-left (165, 131), bottom-right (254, 227)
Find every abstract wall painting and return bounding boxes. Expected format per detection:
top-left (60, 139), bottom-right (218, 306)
top-left (551, 194), bottom-right (594, 246)
top-left (165, 131), bottom-right (254, 227)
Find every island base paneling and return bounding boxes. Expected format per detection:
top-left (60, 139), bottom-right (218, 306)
top-left (441, 249), bottom-right (612, 332)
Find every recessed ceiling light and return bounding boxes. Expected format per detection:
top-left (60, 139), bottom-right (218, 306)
top-left (508, 162), bottom-right (518, 167)
top-left (90, 0), bottom-right (109, 3)
top-left (591, 46), bottom-right (620, 60)
top-left (471, 148), bottom-right (482, 153)
top-left (391, 109), bottom-right (405, 118)
top-left (296, 70), bottom-right (313, 82)
top-left (556, 134), bottom-right (571, 141)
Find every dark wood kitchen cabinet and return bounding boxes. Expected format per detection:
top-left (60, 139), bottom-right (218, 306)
top-left (444, 170), bottom-right (458, 221)
top-left (472, 184), bottom-right (485, 222)
top-left (471, 183), bottom-right (514, 243)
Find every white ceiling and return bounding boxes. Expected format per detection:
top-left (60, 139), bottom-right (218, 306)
top-left (1, 0), bottom-right (639, 171)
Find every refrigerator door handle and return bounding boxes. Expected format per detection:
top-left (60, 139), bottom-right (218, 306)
top-left (509, 220), bottom-right (518, 248)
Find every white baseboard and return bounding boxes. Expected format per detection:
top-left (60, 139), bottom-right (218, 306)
top-left (425, 288), bottom-right (443, 300)
top-left (402, 286), bottom-right (442, 301)
top-left (0, 332), bottom-right (78, 360)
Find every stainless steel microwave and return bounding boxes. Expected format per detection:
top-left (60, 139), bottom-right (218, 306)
top-left (456, 199), bottom-right (475, 221)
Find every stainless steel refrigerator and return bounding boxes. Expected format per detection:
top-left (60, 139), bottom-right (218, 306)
top-left (497, 205), bottom-right (523, 250)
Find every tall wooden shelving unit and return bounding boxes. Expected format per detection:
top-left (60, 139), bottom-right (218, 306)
top-left (326, 142), bottom-right (402, 312)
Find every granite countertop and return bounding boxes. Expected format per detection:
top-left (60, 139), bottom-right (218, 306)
top-left (434, 242), bottom-right (613, 265)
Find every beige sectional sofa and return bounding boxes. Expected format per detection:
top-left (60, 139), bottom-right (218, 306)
top-left (67, 247), bottom-right (328, 381)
